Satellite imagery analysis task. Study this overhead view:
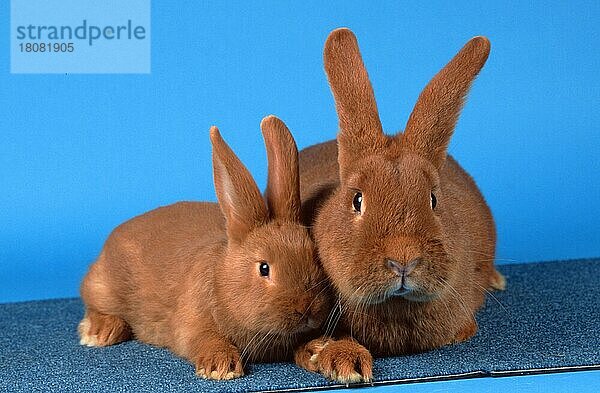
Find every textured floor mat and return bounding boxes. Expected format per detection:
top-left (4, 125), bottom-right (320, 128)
top-left (1, 259), bottom-right (598, 392)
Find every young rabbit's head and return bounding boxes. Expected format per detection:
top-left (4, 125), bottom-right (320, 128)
top-left (315, 29), bottom-right (490, 305)
top-left (211, 116), bottom-right (330, 335)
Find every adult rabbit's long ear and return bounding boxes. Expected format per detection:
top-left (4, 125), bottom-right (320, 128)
top-left (402, 37), bottom-right (490, 169)
top-left (324, 28), bottom-right (387, 176)
top-left (261, 115), bottom-right (301, 223)
top-left (210, 126), bottom-right (268, 244)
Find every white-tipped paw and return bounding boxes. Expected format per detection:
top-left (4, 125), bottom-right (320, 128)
top-left (297, 337), bottom-right (373, 384)
top-left (490, 270), bottom-right (506, 291)
top-left (194, 345), bottom-right (244, 380)
top-left (78, 317), bottom-right (101, 347)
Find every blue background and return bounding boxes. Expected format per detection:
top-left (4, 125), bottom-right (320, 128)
top-left (1, 1), bottom-right (599, 303)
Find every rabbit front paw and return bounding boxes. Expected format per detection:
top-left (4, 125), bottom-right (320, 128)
top-left (194, 344), bottom-right (243, 380)
top-left (297, 337), bottom-right (372, 384)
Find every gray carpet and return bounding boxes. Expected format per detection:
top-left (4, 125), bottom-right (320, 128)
top-left (1, 259), bottom-right (599, 392)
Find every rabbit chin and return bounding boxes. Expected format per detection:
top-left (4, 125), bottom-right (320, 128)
top-left (294, 319), bottom-right (321, 334)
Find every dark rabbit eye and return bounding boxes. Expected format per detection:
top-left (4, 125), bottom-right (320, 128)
top-left (259, 262), bottom-right (270, 277)
top-left (431, 192), bottom-right (437, 210)
top-left (352, 192), bottom-right (363, 213)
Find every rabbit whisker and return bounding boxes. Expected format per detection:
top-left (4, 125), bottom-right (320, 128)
top-left (241, 328), bottom-right (266, 364)
top-left (300, 280), bottom-right (332, 322)
top-left (305, 276), bottom-right (330, 292)
top-left (324, 298), bottom-right (342, 338)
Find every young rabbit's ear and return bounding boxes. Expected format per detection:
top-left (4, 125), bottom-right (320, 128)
top-left (402, 37), bottom-right (490, 169)
top-left (260, 115), bottom-right (301, 223)
top-left (210, 127), bottom-right (268, 244)
top-left (324, 28), bottom-right (387, 175)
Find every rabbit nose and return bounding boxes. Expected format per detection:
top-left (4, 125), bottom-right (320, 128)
top-left (386, 258), bottom-right (419, 277)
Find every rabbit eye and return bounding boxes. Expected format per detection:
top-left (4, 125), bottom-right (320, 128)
top-left (352, 192), bottom-right (363, 213)
top-left (430, 192), bottom-right (437, 210)
top-left (259, 262), bottom-right (270, 277)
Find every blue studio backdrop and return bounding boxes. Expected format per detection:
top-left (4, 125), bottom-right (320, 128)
top-left (1, 1), bottom-right (599, 303)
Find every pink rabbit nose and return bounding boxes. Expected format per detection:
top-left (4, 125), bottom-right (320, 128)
top-left (386, 258), bottom-right (419, 277)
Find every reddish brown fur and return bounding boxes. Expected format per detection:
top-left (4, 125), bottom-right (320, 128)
top-left (296, 29), bottom-right (505, 380)
top-left (79, 116), bottom-right (331, 380)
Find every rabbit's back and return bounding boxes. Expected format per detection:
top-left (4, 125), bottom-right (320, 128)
top-left (439, 156), bottom-right (496, 297)
top-left (80, 202), bottom-right (226, 346)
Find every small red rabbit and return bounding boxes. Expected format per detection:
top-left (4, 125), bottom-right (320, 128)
top-left (79, 116), bottom-right (331, 380)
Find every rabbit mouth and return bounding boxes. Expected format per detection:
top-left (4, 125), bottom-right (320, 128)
top-left (352, 280), bottom-right (437, 305)
top-left (386, 278), bottom-right (439, 302)
top-left (294, 323), bottom-right (316, 334)
top-left (391, 287), bottom-right (412, 297)
top-left (389, 281), bottom-right (415, 298)
top-left (346, 280), bottom-right (420, 305)
top-left (291, 316), bottom-right (321, 334)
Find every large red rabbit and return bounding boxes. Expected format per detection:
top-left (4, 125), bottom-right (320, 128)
top-left (295, 29), bottom-right (505, 383)
top-left (79, 116), bottom-right (331, 380)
